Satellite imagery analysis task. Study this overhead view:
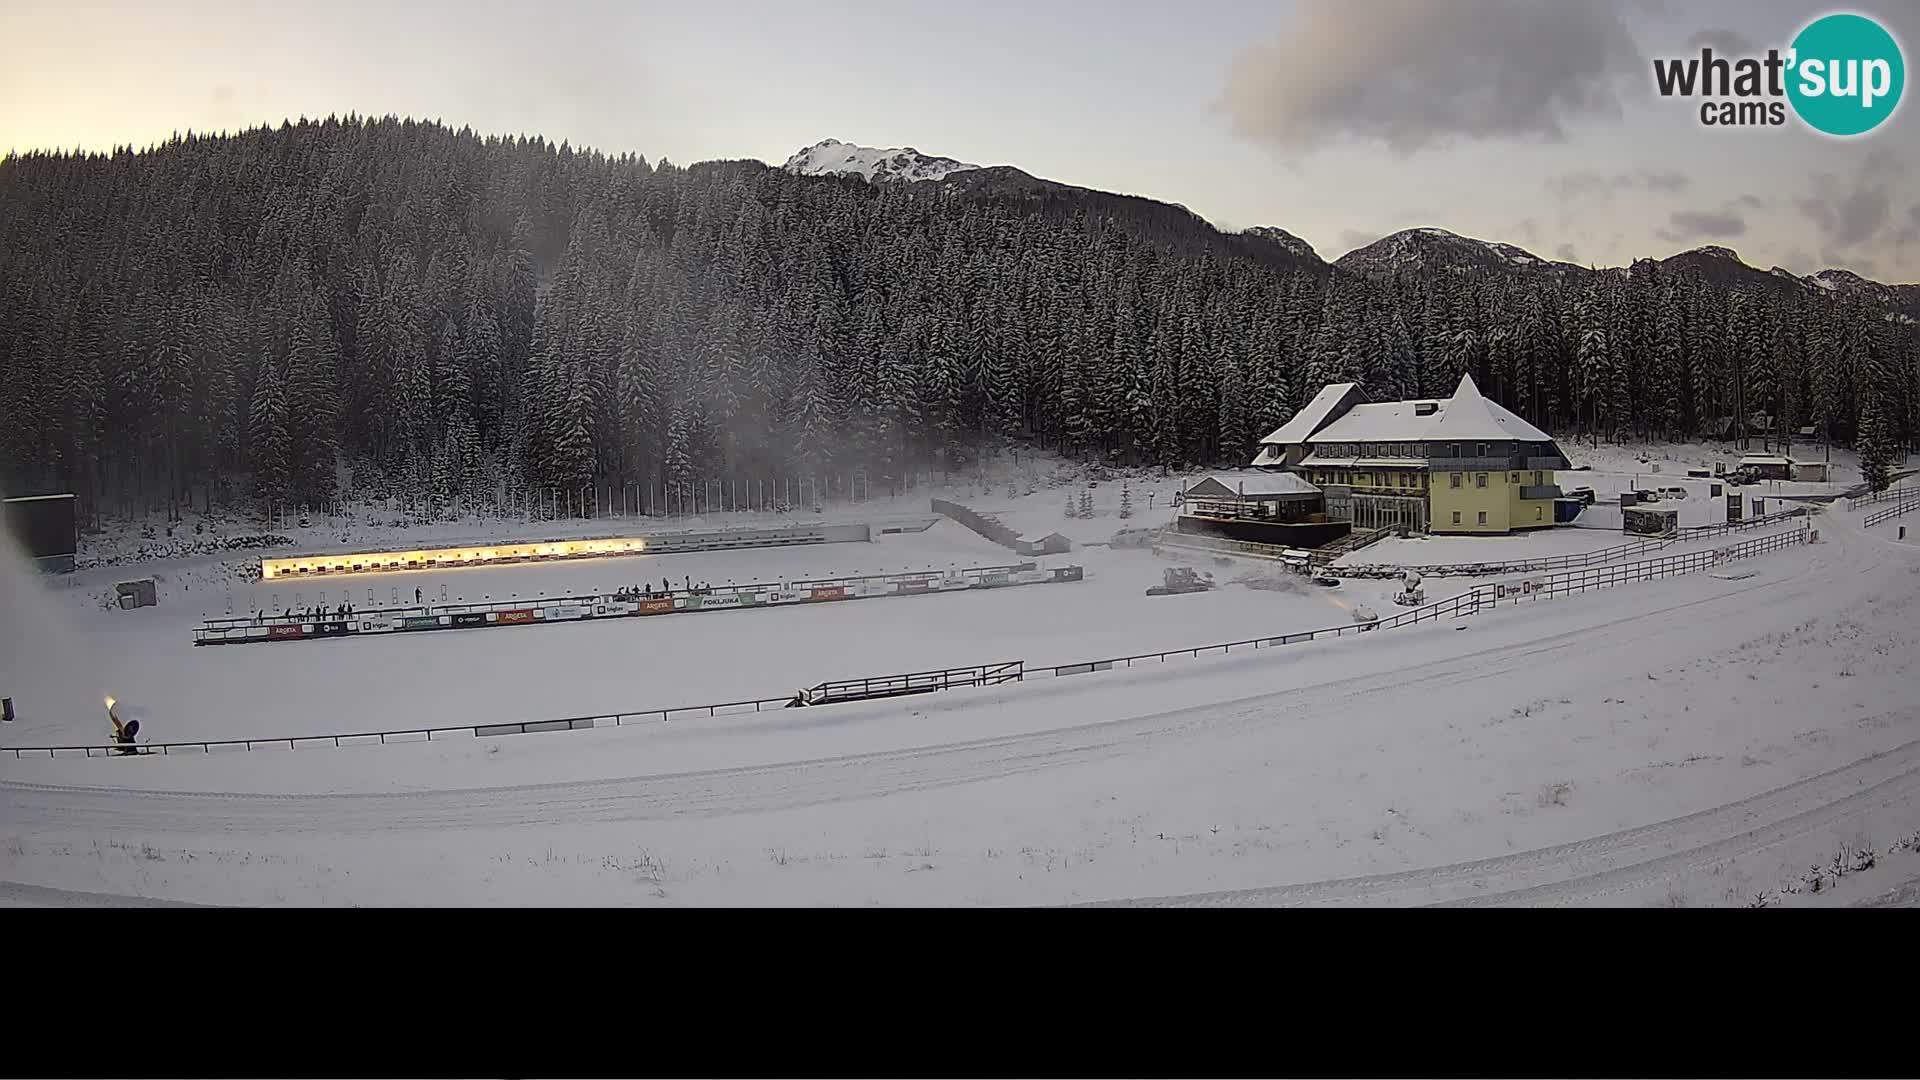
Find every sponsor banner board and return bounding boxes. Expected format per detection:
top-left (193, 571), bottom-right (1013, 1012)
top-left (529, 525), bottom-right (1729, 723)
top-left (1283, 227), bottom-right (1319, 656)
top-left (496, 609), bottom-right (535, 624)
top-left (637, 597), bottom-right (676, 615)
top-left (268, 624), bottom-right (304, 640)
top-left (451, 612), bottom-right (488, 627)
top-left (808, 586), bottom-right (847, 601)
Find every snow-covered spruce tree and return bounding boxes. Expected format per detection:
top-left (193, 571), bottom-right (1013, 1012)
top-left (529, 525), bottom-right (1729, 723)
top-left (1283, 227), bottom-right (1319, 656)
top-left (1858, 395), bottom-right (1893, 493)
top-left (1119, 484), bottom-right (1133, 519)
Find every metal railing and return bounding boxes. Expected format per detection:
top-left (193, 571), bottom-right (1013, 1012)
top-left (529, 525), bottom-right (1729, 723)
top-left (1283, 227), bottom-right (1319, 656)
top-left (1847, 484), bottom-right (1918, 510)
top-left (1480, 523), bottom-right (1807, 607)
top-left (1864, 499), bottom-right (1920, 528)
top-left (5, 520), bottom-right (1812, 760)
top-left (802, 662), bottom-right (1024, 706)
top-left (1036, 589), bottom-right (1483, 677)
top-left (2, 692), bottom-right (805, 759)
top-left (1675, 506), bottom-right (1810, 540)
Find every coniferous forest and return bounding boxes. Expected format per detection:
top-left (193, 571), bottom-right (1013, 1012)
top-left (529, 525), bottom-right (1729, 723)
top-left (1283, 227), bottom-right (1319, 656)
top-left (2, 116), bottom-right (1916, 523)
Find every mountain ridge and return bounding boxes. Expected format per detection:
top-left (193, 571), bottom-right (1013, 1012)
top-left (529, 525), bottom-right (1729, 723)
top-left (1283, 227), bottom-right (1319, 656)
top-left (777, 138), bottom-right (1915, 293)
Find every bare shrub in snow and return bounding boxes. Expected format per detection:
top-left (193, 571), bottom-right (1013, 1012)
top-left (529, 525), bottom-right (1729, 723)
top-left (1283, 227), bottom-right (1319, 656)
top-left (1535, 781), bottom-right (1572, 808)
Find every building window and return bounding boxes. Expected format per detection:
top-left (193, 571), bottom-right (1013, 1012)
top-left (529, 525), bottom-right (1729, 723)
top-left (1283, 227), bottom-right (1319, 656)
top-left (1534, 471), bottom-right (1542, 485)
top-left (1452, 511), bottom-right (1461, 525)
top-left (1476, 473), bottom-right (1488, 488)
top-left (1478, 511), bottom-right (1488, 525)
top-left (1476, 443), bottom-right (1487, 457)
top-left (1510, 472), bottom-right (1519, 483)
top-left (1451, 473), bottom-right (1462, 488)
top-left (1536, 506), bottom-right (1544, 520)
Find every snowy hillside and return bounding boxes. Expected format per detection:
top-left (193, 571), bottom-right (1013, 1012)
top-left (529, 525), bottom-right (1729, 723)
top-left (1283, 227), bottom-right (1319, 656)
top-left (1334, 227), bottom-right (1577, 277)
top-left (1240, 226), bottom-right (1319, 262)
top-left (782, 139), bottom-right (982, 183)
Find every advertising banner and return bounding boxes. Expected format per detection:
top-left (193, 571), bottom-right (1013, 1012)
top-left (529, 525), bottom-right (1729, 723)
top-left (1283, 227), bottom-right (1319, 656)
top-left (979, 573), bottom-right (1010, 587)
top-left (313, 621), bottom-right (350, 637)
top-left (496, 609), bottom-right (535, 624)
top-left (691, 593), bottom-right (750, 609)
top-left (401, 615), bottom-right (441, 630)
top-left (808, 586), bottom-right (847, 601)
top-left (268, 624), bottom-right (304, 640)
top-left (894, 578), bottom-right (932, 594)
top-left (548, 606), bottom-right (583, 620)
top-left (451, 612), bottom-right (488, 627)
top-left (637, 597), bottom-right (676, 615)
top-left (1052, 566), bottom-right (1085, 582)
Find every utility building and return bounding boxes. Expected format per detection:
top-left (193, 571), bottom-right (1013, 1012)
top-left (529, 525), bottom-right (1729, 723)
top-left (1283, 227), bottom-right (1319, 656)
top-left (1250, 373), bottom-right (1569, 535)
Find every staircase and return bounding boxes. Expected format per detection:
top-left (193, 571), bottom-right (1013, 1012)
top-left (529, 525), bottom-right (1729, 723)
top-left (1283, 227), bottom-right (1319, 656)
top-left (1312, 525), bottom-right (1397, 563)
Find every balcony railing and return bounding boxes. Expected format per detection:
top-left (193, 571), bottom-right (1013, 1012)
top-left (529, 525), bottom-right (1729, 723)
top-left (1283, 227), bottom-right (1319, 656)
top-left (1520, 484), bottom-right (1563, 500)
top-left (1428, 457), bottom-right (1513, 473)
top-left (1525, 456), bottom-right (1569, 471)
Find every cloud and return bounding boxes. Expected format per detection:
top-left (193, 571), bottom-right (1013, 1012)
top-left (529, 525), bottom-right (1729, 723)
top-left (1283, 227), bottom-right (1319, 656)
top-left (1731, 193), bottom-right (1766, 209)
top-left (1685, 28), bottom-right (1759, 56)
top-left (1554, 243), bottom-right (1582, 263)
top-left (1510, 218), bottom-right (1542, 244)
top-left (1221, 0), bottom-right (1648, 153)
top-left (1657, 209), bottom-right (1747, 243)
top-left (1796, 150), bottom-right (1904, 250)
top-left (1545, 168), bottom-right (1690, 201)
top-left (1338, 229), bottom-right (1381, 252)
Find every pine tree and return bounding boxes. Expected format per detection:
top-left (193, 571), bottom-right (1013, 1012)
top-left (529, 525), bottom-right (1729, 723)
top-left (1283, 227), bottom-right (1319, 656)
top-left (1858, 394), bottom-right (1893, 492)
top-left (248, 360), bottom-right (291, 509)
top-left (1119, 484), bottom-right (1133, 519)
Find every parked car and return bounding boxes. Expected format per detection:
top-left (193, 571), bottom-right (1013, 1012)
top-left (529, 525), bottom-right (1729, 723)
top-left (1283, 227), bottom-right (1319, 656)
top-left (1566, 486), bottom-right (1595, 505)
top-left (1656, 486), bottom-right (1689, 501)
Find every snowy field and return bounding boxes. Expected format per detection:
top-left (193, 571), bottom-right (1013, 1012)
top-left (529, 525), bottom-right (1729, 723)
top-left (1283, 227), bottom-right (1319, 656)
top-left (3, 458), bottom-right (1918, 907)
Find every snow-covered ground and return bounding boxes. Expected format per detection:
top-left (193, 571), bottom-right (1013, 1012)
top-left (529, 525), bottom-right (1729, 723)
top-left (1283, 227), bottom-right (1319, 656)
top-left (3, 455), bottom-right (1917, 907)
top-left (1559, 437), bottom-right (1908, 502)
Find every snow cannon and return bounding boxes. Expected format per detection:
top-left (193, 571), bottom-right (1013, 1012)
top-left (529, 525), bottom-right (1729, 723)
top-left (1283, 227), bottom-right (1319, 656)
top-left (106, 695), bottom-right (146, 753)
top-left (1392, 570), bottom-right (1425, 607)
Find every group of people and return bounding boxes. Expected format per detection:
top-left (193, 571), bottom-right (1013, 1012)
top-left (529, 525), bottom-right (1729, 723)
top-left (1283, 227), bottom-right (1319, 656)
top-left (251, 601), bottom-right (357, 624)
top-left (613, 576), bottom-right (720, 600)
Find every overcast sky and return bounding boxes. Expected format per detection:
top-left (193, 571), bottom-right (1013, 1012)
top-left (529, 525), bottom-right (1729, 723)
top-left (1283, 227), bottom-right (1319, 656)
top-left (4, 0), bottom-right (1918, 280)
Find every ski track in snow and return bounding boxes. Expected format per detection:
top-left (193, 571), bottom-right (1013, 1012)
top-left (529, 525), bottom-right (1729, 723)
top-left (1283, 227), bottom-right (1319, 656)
top-left (1101, 733), bottom-right (1920, 907)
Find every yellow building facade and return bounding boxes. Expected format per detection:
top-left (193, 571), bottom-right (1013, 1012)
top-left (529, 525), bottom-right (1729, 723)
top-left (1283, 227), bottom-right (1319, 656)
top-left (1254, 374), bottom-right (1567, 536)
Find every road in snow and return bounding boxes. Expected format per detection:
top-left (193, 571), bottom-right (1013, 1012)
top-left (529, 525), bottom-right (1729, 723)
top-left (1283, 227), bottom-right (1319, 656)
top-left (1, 499), bottom-right (1915, 906)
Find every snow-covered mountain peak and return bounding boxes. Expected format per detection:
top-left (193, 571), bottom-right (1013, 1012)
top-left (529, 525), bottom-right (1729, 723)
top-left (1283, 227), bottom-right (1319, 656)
top-left (1241, 226), bottom-right (1318, 261)
top-left (1683, 244), bottom-right (1745, 264)
top-left (1334, 227), bottom-right (1559, 276)
top-left (782, 139), bottom-right (981, 183)
top-left (1813, 268), bottom-right (1870, 289)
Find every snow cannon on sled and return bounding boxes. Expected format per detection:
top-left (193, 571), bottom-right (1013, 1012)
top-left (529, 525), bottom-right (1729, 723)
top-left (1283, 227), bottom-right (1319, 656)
top-left (1392, 570), bottom-right (1425, 607)
top-left (1146, 566), bottom-right (1215, 596)
top-left (1350, 605), bottom-right (1380, 631)
top-left (106, 695), bottom-right (143, 755)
